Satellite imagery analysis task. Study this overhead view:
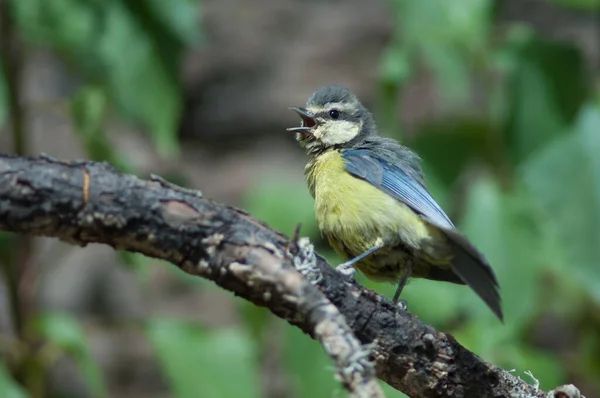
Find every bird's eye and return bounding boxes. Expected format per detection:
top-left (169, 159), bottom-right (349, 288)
top-left (329, 109), bottom-right (340, 119)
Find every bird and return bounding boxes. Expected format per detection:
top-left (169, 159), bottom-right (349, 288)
top-left (287, 85), bottom-right (503, 321)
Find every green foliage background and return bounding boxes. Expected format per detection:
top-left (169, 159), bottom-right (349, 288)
top-left (1, 0), bottom-right (599, 397)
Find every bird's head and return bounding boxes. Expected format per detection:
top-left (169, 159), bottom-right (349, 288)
top-left (287, 85), bottom-right (376, 154)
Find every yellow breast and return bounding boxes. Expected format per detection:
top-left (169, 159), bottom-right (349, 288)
top-left (305, 150), bottom-right (432, 257)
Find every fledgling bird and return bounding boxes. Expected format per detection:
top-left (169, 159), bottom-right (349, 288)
top-left (287, 85), bottom-right (503, 320)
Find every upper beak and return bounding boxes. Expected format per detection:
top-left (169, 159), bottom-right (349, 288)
top-left (287, 107), bottom-right (316, 133)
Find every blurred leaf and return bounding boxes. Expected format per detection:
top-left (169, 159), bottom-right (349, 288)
top-left (117, 251), bottom-right (152, 284)
top-left (488, 24), bottom-right (532, 129)
top-left (147, 320), bottom-right (260, 398)
top-left (71, 86), bottom-right (106, 131)
top-left (139, 0), bottom-right (202, 45)
top-left (284, 326), bottom-right (339, 398)
top-left (505, 37), bottom-right (588, 162)
top-left (70, 86), bottom-right (132, 171)
top-left (424, 46), bottom-right (470, 104)
top-left (379, 44), bottom-right (411, 88)
top-left (380, 381), bottom-right (409, 397)
top-left (91, 1), bottom-right (182, 157)
top-left (412, 119), bottom-right (496, 187)
top-left (11, 0), bottom-right (201, 157)
top-left (0, 64), bottom-right (7, 130)
top-left (395, 278), bottom-right (464, 326)
top-left (453, 317), bottom-right (520, 365)
top-left (377, 43), bottom-right (411, 138)
top-left (0, 232), bottom-right (16, 266)
top-left (117, 251), bottom-right (147, 269)
top-left (389, 0), bottom-right (492, 102)
top-left (454, 319), bottom-right (564, 388)
top-left (243, 178), bottom-right (318, 238)
top-left (31, 313), bottom-right (107, 397)
top-left (492, 24), bottom-right (535, 74)
top-left (0, 361), bottom-right (27, 398)
top-left (238, 301), bottom-right (271, 342)
top-left (507, 60), bottom-right (563, 161)
top-left (520, 104), bottom-right (600, 303)
top-left (459, 175), bottom-right (545, 328)
top-left (579, 328), bottom-right (600, 385)
top-left (515, 348), bottom-right (565, 391)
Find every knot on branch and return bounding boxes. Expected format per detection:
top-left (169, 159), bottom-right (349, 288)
top-left (290, 236), bottom-right (323, 285)
top-left (337, 342), bottom-right (377, 386)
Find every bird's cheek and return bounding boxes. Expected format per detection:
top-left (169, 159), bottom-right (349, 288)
top-left (312, 128), bottom-right (324, 141)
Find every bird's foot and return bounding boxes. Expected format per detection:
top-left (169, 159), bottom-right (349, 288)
top-left (291, 236), bottom-right (323, 285)
top-left (395, 299), bottom-right (408, 311)
top-left (334, 241), bottom-right (384, 281)
top-left (335, 261), bottom-right (356, 281)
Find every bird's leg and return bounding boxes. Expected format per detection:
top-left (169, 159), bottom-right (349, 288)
top-left (336, 238), bottom-right (385, 279)
top-left (392, 262), bottom-right (413, 309)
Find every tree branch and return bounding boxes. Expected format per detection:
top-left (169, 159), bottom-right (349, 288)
top-left (0, 154), bottom-right (585, 398)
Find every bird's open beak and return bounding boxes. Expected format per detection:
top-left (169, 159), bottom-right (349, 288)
top-left (287, 107), bottom-right (316, 133)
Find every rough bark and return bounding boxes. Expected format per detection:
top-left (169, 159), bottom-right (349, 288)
top-left (0, 154), bottom-right (585, 398)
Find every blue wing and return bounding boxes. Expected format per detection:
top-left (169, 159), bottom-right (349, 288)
top-left (342, 149), bottom-right (503, 320)
top-left (342, 149), bottom-right (454, 229)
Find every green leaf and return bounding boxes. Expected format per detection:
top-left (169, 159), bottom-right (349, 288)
top-left (147, 320), bottom-right (261, 398)
top-left (11, 0), bottom-right (200, 158)
top-left (453, 318), bottom-right (520, 365)
top-left (31, 313), bottom-right (107, 397)
top-left (380, 381), bottom-right (409, 397)
top-left (454, 320), bottom-right (564, 387)
top-left (238, 301), bottom-right (271, 342)
top-left (579, 329), bottom-right (600, 384)
top-left (117, 251), bottom-right (152, 284)
top-left (396, 279), bottom-right (464, 326)
top-left (70, 86), bottom-right (132, 171)
top-left (412, 119), bottom-right (497, 187)
top-left (378, 43), bottom-right (412, 89)
top-left (0, 232), bottom-right (16, 266)
top-left (284, 326), bottom-right (339, 398)
top-left (515, 348), bottom-right (565, 391)
top-left (141, 0), bottom-right (202, 45)
top-left (388, 0), bottom-right (493, 103)
top-left (520, 104), bottom-right (600, 303)
top-left (506, 60), bottom-right (564, 161)
top-left (377, 42), bottom-right (411, 138)
top-left (0, 361), bottom-right (27, 398)
top-left (505, 37), bottom-right (588, 162)
top-left (96, 1), bottom-right (181, 157)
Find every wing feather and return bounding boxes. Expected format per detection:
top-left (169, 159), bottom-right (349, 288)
top-left (342, 149), bottom-right (503, 320)
top-left (342, 150), bottom-right (454, 229)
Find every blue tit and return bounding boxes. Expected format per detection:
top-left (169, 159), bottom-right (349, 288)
top-left (287, 85), bottom-right (502, 320)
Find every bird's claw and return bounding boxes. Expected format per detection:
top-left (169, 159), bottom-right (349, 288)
top-left (335, 262), bottom-right (356, 280)
top-left (396, 299), bottom-right (408, 311)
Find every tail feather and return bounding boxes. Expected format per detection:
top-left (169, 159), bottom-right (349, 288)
top-left (439, 227), bottom-right (503, 321)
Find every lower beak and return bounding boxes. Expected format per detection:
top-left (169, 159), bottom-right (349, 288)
top-left (287, 107), bottom-right (316, 133)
